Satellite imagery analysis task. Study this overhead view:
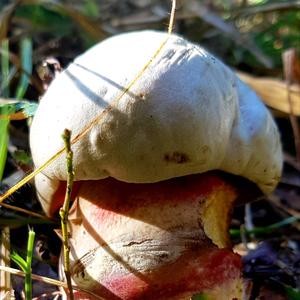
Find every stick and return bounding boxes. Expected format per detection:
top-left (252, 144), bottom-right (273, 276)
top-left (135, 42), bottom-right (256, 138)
top-left (59, 129), bottom-right (74, 300)
top-left (0, 265), bottom-right (105, 299)
top-left (0, 227), bottom-right (11, 299)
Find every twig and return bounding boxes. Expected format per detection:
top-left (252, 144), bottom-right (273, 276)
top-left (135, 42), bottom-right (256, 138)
top-left (0, 227), bottom-right (11, 299)
top-left (235, 1), bottom-right (300, 15)
top-left (269, 194), bottom-right (300, 219)
top-left (282, 49), bottom-right (300, 166)
top-left (0, 202), bottom-right (52, 220)
top-left (32, 291), bottom-right (61, 300)
top-left (0, 266), bottom-right (105, 299)
top-left (59, 129), bottom-right (74, 300)
top-left (0, 265), bottom-right (65, 287)
top-left (168, 0), bottom-right (176, 34)
top-left (284, 152), bottom-right (300, 172)
top-left (111, 12), bottom-right (195, 28)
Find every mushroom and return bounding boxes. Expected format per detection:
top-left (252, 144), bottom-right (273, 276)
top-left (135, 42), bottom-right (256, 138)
top-left (30, 31), bottom-right (282, 299)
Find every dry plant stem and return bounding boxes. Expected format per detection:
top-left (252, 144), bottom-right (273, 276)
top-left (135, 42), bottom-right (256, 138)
top-left (283, 50), bottom-right (300, 166)
top-left (0, 0), bottom-right (177, 209)
top-left (236, 1), bottom-right (300, 15)
top-left (284, 152), bottom-right (300, 172)
top-left (0, 266), bottom-right (105, 300)
top-left (32, 291), bottom-right (61, 300)
top-left (244, 203), bottom-right (254, 240)
top-left (59, 129), bottom-right (74, 300)
top-left (287, 86), bottom-right (300, 165)
top-left (0, 265), bottom-right (63, 286)
top-left (168, 0), bottom-right (176, 34)
top-left (0, 202), bottom-right (51, 220)
top-left (0, 227), bottom-right (11, 299)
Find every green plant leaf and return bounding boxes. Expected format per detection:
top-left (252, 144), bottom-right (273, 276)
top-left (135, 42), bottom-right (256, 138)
top-left (1, 39), bottom-right (9, 97)
top-left (15, 37), bottom-right (32, 99)
top-left (230, 216), bottom-right (300, 238)
top-left (25, 228), bottom-right (35, 300)
top-left (285, 286), bottom-right (300, 300)
top-left (10, 251), bottom-right (27, 272)
top-left (0, 99), bottom-right (38, 119)
top-left (12, 149), bottom-right (32, 165)
top-left (0, 104), bottom-right (13, 180)
top-left (14, 4), bottom-right (71, 35)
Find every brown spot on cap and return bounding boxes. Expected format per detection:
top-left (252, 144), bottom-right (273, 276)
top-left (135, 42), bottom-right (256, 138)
top-left (164, 152), bottom-right (190, 164)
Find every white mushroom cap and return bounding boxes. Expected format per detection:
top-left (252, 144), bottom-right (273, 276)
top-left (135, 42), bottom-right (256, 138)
top-left (30, 30), bottom-right (282, 203)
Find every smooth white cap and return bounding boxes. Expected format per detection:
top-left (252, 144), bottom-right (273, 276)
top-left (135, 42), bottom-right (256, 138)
top-left (30, 30), bottom-right (282, 203)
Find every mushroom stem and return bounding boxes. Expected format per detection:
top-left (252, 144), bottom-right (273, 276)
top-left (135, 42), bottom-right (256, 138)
top-left (63, 173), bottom-right (244, 299)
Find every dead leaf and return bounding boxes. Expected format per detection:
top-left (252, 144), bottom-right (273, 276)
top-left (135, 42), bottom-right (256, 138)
top-left (0, 98), bottom-right (38, 120)
top-left (237, 72), bottom-right (300, 116)
top-left (282, 49), bottom-right (300, 85)
top-left (0, 0), bottom-right (21, 41)
top-left (282, 49), bottom-right (300, 164)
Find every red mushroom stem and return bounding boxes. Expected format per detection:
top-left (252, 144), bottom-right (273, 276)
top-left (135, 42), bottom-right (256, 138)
top-left (58, 172), bottom-right (244, 299)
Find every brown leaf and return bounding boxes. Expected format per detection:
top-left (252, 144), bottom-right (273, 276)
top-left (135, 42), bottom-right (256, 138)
top-left (237, 72), bottom-right (300, 116)
top-left (0, 0), bottom-right (21, 41)
top-left (283, 49), bottom-right (300, 86)
top-left (282, 49), bottom-right (300, 164)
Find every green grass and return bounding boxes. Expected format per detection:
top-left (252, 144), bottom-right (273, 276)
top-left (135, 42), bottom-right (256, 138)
top-left (11, 229), bottom-right (35, 300)
top-left (0, 39), bottom-right (11, 180)
top-left (1, 39), bottom-right (9, 98)
top-left (0, 105), bottom-right (10, 180)
top-left (230, 216), bottom-right (300, 238)
top-left (15, 37), bottom-right (32, 99)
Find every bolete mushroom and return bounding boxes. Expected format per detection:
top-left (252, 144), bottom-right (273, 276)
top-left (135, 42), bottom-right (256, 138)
top-left (30, 31), bottom-right (282, 299)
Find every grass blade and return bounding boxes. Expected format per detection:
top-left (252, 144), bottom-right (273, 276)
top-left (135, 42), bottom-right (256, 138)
top-left (230, 216), bottom-right (300, 238)
top-left (1, 39), bottom-right (9, 97)
top-left (15, 37), bottom-right (32, 99)
top-left (10, 229), bottom-right (35, 300)
top-left (10, 252), bottom-right (27, 272)
top-left (25, 229), bottom-right (35, 300)
top-left (0, 105), bottom-right (10, 180)
top-left (0, 38), bottom-right (11, 180)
